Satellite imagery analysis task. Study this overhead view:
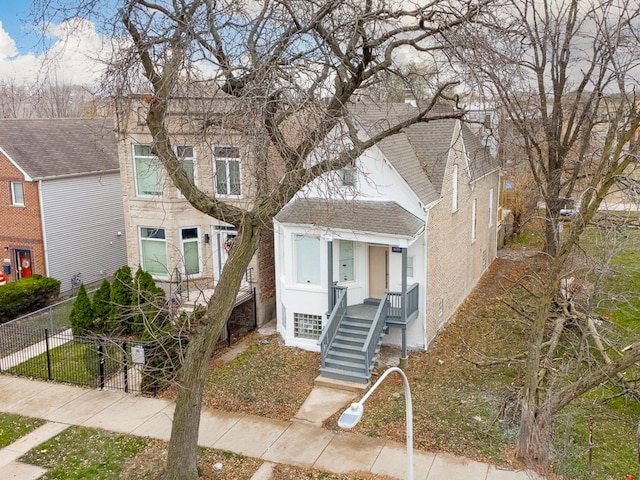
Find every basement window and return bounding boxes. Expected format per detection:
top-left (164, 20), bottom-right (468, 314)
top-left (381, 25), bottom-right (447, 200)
top-left (294, 313), bottom-right (322, 340)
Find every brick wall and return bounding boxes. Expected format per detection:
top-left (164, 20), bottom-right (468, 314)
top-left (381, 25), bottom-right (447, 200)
top-left (0, 155), bottom-right (46, 281)
top-left (425, 133), bottom-right (499, 345)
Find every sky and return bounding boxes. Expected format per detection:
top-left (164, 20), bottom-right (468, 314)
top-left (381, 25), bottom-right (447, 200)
top-left (0, 1), bottom-right (108, 85)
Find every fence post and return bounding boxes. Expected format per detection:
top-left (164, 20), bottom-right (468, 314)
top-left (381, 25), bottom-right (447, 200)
top-left (98, 341), bottom-right (105, 390)
top-left (123, 341), bottom-right (128, 393)
top-left (252, 287), bottom-right (257, 330)
top-left (44, 329), bottom-right (52, 380)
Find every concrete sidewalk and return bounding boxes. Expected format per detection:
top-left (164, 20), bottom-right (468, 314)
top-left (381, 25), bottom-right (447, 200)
top-left (0, 375), bottom-right (544, 480)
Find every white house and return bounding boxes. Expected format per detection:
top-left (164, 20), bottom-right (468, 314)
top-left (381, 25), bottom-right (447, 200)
top-left (273, 101), bottom-right (500, 383)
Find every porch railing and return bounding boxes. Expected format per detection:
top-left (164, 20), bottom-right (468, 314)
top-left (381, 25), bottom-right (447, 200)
top-left (318, 285), bottom-right (347, 367)
top-left (361, 292), bottom-right (390, 374)
top-left (386, 283), bottom-right (419, 324)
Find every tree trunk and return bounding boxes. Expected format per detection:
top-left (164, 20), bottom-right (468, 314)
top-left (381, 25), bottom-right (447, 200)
top-left (164, 226), bottom-right (260, 480)
top-left (517, 401), bottom-right (553, 465)
top-left (164, 329), bottom-right (212, 480)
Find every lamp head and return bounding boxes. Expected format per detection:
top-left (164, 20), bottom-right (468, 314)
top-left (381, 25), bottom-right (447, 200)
top-left (338, 402), bottom-right (364, 429)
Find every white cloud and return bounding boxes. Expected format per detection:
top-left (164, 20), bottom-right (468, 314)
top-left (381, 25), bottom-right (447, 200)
top-left (0, 18), bottom-right (109, 85)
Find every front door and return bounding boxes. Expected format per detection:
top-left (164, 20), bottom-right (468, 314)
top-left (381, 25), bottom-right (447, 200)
top-left (368, 245), bottom-right (388, 299)
top-left (15, 249), bottom-right (32, 279)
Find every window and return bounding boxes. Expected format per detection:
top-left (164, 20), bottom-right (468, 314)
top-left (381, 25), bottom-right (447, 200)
top-left (177, 146), bottom-right (196, 198)
top-left (294, 313), bottom-right (322, 339)
top-left (339, 240), bottom-right (354, 282)
top-left (341, 162), bottom-right (356, 187)
top-left (134, 144), bottom-right (163, 196)
top-left (295, 234), bottom-right (320, 284)
top-left (10, 182), bottom-right (24, 206)
top-left (140, 227), bottom-right (168, 276)
top-left (488, 188), bottom-right (494, 226)
top-left (407, 256), bottom-right (415, 278)
top-left (452, 164), bottom-right (458, 212)
top-left (471, 198), bottom-right (477, 242)
top-left (438, 299), bottom-right (445, 327)
top-left (178, 146), bottom-right (195, 183)
top-left (214, 146), bottom-right (241, 196)
top-left (181, 227), bottom-right (200, 275)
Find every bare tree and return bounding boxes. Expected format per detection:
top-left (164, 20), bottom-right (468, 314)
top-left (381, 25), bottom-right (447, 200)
top-left (34, 0), bottom-right (490, 478)
top-left (446, 0), bottom-right (640, 466)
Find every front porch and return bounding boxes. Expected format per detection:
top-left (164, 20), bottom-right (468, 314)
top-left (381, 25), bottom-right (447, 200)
top-left (318, 283), bottom-right (419, 384)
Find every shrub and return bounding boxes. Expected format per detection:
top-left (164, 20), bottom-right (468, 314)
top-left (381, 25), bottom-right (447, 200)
top-left (108, 265), bottom-right (133, 335)
top-left (131, 267), bottom-right (166, 335)
top-left (69, 284), bottom-right (94, 335)
top-left (0, 275), bottom-right (60, 323)
top-left (92, 279), bottom-right (111, 324)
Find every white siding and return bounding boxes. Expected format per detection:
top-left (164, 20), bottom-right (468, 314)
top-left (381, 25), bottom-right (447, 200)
top-left (40, 172), bottom-right (127, 292)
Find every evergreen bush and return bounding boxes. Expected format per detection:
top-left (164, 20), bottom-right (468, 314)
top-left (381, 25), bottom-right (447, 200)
top-left (0, 275), bottom-right (61, 323)
top-left (69, 284), bottom-right (94, 335)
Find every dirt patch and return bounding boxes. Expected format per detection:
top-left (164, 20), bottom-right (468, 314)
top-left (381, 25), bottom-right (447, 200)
top-left (160, 257), bottom-right (533, 471)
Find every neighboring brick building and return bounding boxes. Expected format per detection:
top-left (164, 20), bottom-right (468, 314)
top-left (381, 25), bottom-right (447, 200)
top-left (115, 96), bottom-right (276, 326)
top-left (273, 101), bottom-right (500, 382)
top-left (0, 118), bottom-right (127, 293)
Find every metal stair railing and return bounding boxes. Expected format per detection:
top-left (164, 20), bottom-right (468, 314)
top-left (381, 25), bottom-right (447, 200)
top-left (361, 292), bottom-right (390, 376)
top-left (318, 285), bottom-right (347, 368)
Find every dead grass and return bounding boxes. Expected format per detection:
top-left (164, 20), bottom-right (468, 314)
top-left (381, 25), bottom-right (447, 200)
top-left (134, 253), bottom-right (578, 478)
top-left (171, 256), bottom-right (531, 471)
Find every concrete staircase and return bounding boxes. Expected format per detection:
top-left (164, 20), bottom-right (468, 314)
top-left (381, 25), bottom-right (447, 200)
top-left (320, 308), bottom-right (385, 384)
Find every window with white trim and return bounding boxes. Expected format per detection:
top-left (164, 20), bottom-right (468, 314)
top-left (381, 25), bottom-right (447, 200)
top-left (177, 146), bottom-right (196, 196)
top-left (294, 313), bottom-right (322, 339)
top-left (214, 146), bottom-right (241, 196)
top-left (140, 227), bottom-right (168, 276)
top-left (10, 182), bottom-right (24, 206)
top-left (452, 164), bottom-right (458, 212)
top-left (134, 144), bottom-right (163, 196)
top-left (338, 240), bottom-right (354, 282)
top-left (341, 161), bottom-right (357, 187)
top-left (407, 256), bottom-right (415, 278)
top-left (295, 234), bottom-right (321, 285)
top-left (181, 227), bottom-right (200, 275)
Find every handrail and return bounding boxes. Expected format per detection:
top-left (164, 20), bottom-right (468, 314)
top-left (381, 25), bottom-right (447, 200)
top-left (318, 286), bottom-right (347, 367)
top-left (386, 283), bottom-right (419, 323)
top-left (406, 283), bottom-right (419, 319)
top-left (361, 293), bottom-right (390, 375)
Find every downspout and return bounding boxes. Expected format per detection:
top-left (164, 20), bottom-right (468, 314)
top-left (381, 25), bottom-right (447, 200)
top-left (38, 180), bottom-right (50, 277)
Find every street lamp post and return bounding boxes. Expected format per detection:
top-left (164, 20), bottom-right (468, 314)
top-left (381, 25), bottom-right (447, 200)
top-left (338, 367), bottom-right (414, 480)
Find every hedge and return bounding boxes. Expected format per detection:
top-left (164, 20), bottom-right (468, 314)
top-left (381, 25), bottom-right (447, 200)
top-left (0, 275), bottom-right (61, 323)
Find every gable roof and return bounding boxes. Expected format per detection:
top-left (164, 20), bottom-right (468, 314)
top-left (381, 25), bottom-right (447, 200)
top-left (349, 101), bottom-right (498, 205)
top-left (0, 118), bottom-right (118, 180)
top-left (276, 198), bottom-right (424, 238)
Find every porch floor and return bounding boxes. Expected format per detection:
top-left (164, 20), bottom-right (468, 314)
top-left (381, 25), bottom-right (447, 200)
top-left (345, 302), bottom-right (379, 320)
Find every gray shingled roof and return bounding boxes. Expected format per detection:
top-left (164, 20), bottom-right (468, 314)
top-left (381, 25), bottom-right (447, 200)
top-left (276, 198), bottom-right (424, 238)
top-left (349, 101), bottom-right (497, 204)
top-left (0, 118), bottom-right (118, 179)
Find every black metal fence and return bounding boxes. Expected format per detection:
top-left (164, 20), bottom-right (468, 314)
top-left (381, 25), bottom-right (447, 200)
top-left (0, 325), bottom-right (155, 395)
top-left (0, 288), bottom-right (257, 396)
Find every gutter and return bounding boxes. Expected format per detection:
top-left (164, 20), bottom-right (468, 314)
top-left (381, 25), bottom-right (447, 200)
top-left (31, 168), bottom-right (120, 181)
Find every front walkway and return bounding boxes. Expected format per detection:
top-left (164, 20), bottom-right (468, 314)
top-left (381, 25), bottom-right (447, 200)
top-left (0, 372), bottom-right (545, 480)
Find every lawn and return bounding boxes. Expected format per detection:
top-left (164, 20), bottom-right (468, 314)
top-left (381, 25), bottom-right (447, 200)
top-left (9, 341), bottom-right (122, 386)
top-left (0, 413), bottom-right (45, 449)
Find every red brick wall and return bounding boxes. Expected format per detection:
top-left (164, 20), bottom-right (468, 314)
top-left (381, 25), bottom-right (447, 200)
top-left (0, 155), bottom-right (46, 281)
